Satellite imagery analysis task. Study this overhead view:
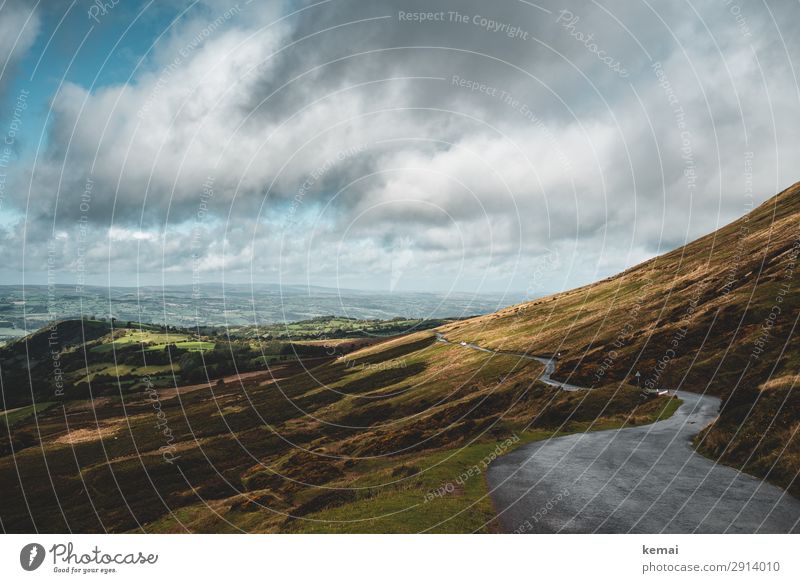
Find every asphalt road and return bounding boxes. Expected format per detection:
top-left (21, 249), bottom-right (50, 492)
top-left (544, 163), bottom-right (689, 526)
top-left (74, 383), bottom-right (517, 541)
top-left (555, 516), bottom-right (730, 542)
top-left (487, 390), bottom-right (800, 533)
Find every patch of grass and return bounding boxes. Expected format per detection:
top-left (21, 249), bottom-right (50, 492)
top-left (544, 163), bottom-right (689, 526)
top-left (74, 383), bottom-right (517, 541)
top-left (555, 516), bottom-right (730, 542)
top-left (91, 330), bottom-right (191, 352)
top-left (83, 363), bottom-right (179, 381)
top-left (0, 402), bottom-right (59, 428)
top-left (280, 431), bottom-right (548, 533)
top-left (145, 340), bottom-right (215, 352)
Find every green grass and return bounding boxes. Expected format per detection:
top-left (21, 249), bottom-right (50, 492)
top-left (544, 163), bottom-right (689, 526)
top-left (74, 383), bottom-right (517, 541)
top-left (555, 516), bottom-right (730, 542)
top-left (91, 330), bottom-right (191, 352)
top-left (232, 316), bottom-right (452, 341)
top-left (656, 395), bottom-right (683, 420)
top-left (0, 402), bottom-right (58, 428)
top-left (82, 363), bottom-right (179, 381)
top-left (144, 340), bottom-right (215, 352)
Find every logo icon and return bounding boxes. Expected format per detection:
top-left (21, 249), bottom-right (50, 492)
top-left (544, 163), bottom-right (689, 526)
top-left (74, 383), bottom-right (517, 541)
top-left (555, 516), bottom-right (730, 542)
top-left (20, 543), bottom-right (46, 571)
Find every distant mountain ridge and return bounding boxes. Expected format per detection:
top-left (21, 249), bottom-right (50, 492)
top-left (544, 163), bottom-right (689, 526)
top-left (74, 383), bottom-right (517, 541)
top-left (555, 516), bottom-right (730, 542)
top-left (0, 283), bottom-right (524, 329)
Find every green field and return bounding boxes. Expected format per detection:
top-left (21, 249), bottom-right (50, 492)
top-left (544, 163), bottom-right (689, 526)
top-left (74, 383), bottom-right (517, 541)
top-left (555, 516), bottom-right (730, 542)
top-left (90, 330), bottom-right (213, 353)
top-left (0, 402), bottom-right (59, 428)
top-left (230, 316), bottom-right (452, 340)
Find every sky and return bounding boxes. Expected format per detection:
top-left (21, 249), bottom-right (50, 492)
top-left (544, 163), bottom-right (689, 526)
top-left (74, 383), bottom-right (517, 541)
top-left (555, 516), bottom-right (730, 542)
top-left (0, 0), bottom-right (798, 297)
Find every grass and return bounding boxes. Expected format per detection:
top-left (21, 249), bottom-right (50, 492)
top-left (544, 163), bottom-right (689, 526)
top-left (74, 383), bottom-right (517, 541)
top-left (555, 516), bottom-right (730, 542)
top-left (82, 363), bottom-right (179, 381)
top-left (0, 402), bottom-right (59, 428)
top-left (285, 395), bottom-right (683, 533)
top-left (91, 330), bottom-right (191, 352)
top-left (232, 316), bottom-right (452, 340)
top-left (144, 340), bottom-right (215, 352)
top-left (0, 317), bottom-right (691, 533)
top-left (281, 431), bottom-right (555, 533)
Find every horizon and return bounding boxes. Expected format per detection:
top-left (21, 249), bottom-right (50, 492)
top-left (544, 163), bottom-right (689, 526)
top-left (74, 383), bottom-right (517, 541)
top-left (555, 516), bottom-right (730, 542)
top-left (0, 183), bottom-right (788, 295)
top-left (0, 279), bottom-right (530, 298)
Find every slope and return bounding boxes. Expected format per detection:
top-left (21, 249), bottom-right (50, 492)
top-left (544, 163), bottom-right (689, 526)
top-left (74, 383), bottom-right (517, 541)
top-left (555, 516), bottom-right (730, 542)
top-left (442, 181), bottom-right (800, 494)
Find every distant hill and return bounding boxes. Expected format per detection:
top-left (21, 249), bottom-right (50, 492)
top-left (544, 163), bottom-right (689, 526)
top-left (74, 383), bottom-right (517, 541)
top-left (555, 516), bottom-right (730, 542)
top-left (0, 283), bottom-right (522, 328)
top-left (443, 181), bottom-right (800, 493)
top-left (0, 320), bottom-right (111, 409)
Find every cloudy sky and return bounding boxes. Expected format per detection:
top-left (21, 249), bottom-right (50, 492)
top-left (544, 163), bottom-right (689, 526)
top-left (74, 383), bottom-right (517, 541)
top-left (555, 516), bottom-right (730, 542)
top-left (0, 0), bottom-right (798, 297)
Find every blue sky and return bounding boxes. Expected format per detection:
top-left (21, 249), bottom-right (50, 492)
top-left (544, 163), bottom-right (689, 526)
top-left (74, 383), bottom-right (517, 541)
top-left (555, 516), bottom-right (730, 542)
top-left (5, 1), bottom-right (200, 161)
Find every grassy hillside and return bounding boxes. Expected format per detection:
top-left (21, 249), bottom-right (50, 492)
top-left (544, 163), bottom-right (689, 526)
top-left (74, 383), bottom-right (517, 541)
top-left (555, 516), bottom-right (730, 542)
top-left (0, 324), bottom-right (676, 532)
top-left (0, 319), bottom-right (372, 410)
top-left (442, 181), bottom-right (800, 495)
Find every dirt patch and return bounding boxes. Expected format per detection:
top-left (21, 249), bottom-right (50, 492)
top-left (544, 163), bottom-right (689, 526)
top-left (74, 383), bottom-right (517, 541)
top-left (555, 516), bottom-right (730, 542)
top-left (55, 420), bottom-right (122, 445)
top-left (66, 397), bottom-right (113, 412)
top-left (155, 370), bottom-right (268, 401)
top-left (759, 375), bottom-right (800, 392)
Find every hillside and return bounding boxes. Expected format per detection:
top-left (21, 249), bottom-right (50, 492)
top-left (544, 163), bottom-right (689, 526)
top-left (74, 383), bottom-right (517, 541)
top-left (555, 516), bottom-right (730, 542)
top-left (442, 181), bottom-right (800, 494)
top-left (0, 317), bottom-right (399, 410)
top-left (0, 326), bottom-right (672, 532)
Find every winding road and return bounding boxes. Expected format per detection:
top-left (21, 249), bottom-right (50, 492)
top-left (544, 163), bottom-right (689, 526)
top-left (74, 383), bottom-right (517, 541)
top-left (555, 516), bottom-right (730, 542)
top-left (437, 334), bottom-right (800, 533)
top-left (435, 333), bottom-right (584, 391)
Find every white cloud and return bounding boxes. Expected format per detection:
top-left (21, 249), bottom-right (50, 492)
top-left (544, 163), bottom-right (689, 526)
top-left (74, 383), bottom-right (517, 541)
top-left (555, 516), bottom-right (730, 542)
top-left (2, 0), bottom-right (799, 292)
top-left (0, 1), bottom-right (39, 94)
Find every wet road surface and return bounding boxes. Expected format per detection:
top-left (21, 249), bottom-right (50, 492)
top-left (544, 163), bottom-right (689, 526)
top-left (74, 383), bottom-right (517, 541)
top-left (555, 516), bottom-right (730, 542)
top-left (487, 391), bottom-right (800, 533)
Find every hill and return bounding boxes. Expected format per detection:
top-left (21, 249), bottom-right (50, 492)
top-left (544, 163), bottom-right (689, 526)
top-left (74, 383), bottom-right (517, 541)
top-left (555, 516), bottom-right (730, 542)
top-left (0, 324), bottom-right (672, 532)
top-left (442, 181), bottom-right (800, 494)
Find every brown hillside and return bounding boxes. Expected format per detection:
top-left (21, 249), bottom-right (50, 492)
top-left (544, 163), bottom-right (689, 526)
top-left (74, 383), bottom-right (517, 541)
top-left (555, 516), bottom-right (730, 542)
top-left (443, 181), bottom-right (800, 493)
